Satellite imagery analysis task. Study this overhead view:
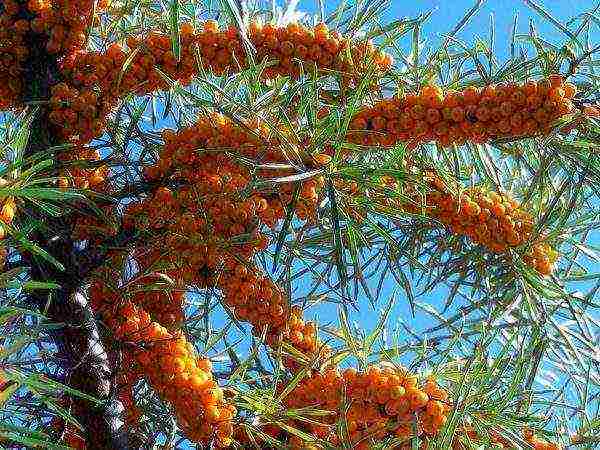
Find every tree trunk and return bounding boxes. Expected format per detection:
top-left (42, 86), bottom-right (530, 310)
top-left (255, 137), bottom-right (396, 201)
top-left (18, 14), bottom-right (130, 449)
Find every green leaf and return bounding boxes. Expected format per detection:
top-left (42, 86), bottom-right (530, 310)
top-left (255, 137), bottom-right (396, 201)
top-left (12, 231), bottom-right (65, 272)
top-left (169, 0), bottom-right (181, 62)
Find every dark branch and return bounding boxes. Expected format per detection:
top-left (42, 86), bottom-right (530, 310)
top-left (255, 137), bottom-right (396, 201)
top-left (18, 19), bottom-right (130, 450)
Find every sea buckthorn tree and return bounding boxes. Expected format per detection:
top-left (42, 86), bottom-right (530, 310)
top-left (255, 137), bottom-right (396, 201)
top-left (0, 0), bottom-right (599, 449)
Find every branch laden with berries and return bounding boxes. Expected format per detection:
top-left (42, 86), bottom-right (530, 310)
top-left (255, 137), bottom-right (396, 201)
top-left (0, 0), bottom-right (598, 449)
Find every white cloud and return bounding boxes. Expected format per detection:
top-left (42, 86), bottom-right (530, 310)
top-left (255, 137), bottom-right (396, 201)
top-left (274, 0), bottom-right (308, 26)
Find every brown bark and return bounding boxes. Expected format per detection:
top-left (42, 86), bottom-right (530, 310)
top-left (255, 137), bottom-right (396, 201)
top-left (17, 12), bottom-right (130, 449)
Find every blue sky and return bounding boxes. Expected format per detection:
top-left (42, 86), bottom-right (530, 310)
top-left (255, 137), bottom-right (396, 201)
top-left (301, 0), bottom-right (595, 42)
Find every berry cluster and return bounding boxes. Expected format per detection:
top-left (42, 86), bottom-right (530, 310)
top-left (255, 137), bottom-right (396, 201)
top-left (62, 20), bottom-right (391, 97)
top-left (246, 20), bottom-right (393, 81)
top-left (139, 114), bottom-right (321, 233)
top-left (0, 0), bottom-right (29, 109)
top-left (236, 365), bottom-right (449, 449)
top-left (219, 260), bottom-right (328, 369)
top-left (88, 270), bottom-right (235, 446)
top-left (49, 82), bottom-right (108, 143)
top-left (129, 274), bottom-right (185, 329)
top-left (0, 0), bottom-right (108, 110)
top-left (348, 76), bottom-right (576, 148)
top-left (50, 19), bottom-right (392, 144)
top-left (417, 173), bottom-right (557, 274)
top-left (358, 171), bottom-right (557, 274)
top-left (103, 114), bottom-right (335, 399)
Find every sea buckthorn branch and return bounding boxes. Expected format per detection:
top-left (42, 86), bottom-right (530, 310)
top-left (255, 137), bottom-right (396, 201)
top-left (50, 19), bottom-right (579, 154)
top-left (88, 263), bottom-right (235, 447)
top-left (67, 111), bottom-right (329, 444)
top-left (60, 19), bottom-right (391, 99)
top-left (348, 77), bottom-right (576, 149)
top-left (47, 19), bottom-right (393, 145)
top-left (268, 366), bottom-right (451, 450)
top-left (236, 369), bottom-right (565, 449)
top-left (361, 169), bottom-right (558, 274)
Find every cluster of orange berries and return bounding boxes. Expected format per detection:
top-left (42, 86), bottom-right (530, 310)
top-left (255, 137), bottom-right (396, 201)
top-left (27, 0), bottom-right (103, 55)
top-left (0, 0), bottom-right (108, 110)
top-left (349, 76), bottom-right (576, 148)
top-left (88, 267), bottom-right (235, 446)
top-left (415, 173), bottom-right (557, 274)
top-left (237, 365), bottom-right (449, 449)
top-left (60, 19), bottom-right (391, 97)
top-left (50, 19), bottom-right (392, 144)
top-left (219, 260), bottom-right (327, 369)
top-left (141, 114), bottom-right (321, 229)
top-left (0, 0), bottom-right (29, 109)
top-left (129, 274), bottom-right (185, 329)
top-left (118, 120), bottom-right (328, 370)
top-left (122, 185), bottom-right (262, 290)
top-left (136, 115), bottom-right (328, 338)
top-left (246, 20), bottom-right (393, 81)
top-left (349, 170), bottom-right (557, 275)
top-left (49, 82), bottom-right (109, 143)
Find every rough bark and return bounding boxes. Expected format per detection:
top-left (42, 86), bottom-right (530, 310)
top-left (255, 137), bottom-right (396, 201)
top-left (16, 10), bottom-right (130, 449)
